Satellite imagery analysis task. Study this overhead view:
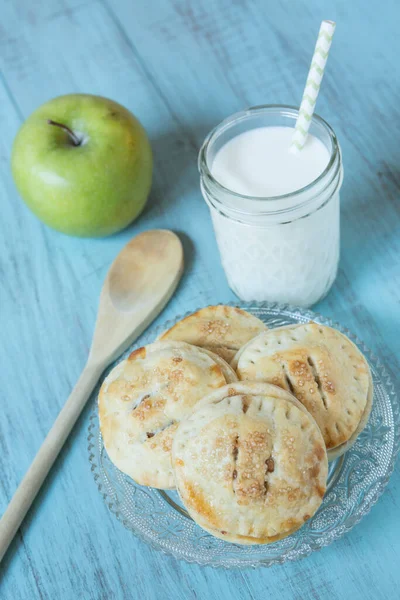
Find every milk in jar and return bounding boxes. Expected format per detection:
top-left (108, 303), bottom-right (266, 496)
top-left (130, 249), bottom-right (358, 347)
top-left (199, 106), bottom-right (343, 307)
top-left (211, 127), bottom-right (330, 197)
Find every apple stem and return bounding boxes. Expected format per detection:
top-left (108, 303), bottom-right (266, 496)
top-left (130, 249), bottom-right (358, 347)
top-left (47, 119), bottom-right (81, 146)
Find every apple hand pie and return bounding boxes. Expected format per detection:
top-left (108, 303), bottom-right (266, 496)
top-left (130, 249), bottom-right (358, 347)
top-left (234, 323), bottom-right (373, 459)
top-left (173, 382), bottom-right (328, 544)
top-left (99, 341), bottom-right (237, 489)
top-left (158, 305), bottom-right (267, 363)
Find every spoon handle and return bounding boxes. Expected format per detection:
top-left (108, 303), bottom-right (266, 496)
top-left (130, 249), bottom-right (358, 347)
top-left (0, 362), bottom-right (104, 563)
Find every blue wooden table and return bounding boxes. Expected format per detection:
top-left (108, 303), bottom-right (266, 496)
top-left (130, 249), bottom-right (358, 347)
top-left (1, 0), bottom-right (399, 598)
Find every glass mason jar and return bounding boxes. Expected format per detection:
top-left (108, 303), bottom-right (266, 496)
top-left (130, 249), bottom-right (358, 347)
top-left (198, 105), bottom-right (343, 307)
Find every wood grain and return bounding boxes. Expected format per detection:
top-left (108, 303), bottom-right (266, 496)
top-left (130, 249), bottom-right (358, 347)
top-left (0, 0), bottom-right (399, 598)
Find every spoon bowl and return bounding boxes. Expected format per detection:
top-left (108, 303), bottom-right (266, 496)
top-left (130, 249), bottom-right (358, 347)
top-left (91, 229), bottom-right (183, 362)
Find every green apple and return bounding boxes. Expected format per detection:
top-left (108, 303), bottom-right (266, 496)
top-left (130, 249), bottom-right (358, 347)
top-left (11, 94), bottom-right (153, 237)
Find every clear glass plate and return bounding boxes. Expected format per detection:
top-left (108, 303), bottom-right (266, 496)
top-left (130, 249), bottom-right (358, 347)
top-left (87, 302), bottom-right (399, 568)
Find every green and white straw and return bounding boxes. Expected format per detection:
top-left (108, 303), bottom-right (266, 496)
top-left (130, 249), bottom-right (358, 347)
top-left (290, 20), bottom-right (336, 153)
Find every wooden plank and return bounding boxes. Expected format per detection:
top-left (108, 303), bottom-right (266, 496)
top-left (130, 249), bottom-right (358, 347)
top-left (0, 0), bottom-right (399, 598)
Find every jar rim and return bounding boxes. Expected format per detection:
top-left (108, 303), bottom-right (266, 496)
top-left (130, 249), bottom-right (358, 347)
top-left (198, 104), bottom-right (340, 205)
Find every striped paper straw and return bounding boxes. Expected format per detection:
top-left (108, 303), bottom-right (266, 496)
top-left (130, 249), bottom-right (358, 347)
top-left (290, 20), bottom-right (336, 153)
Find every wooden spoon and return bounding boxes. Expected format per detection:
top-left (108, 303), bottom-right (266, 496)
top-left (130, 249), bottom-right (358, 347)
top-left (0, 229), bottom-right (184, 562)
